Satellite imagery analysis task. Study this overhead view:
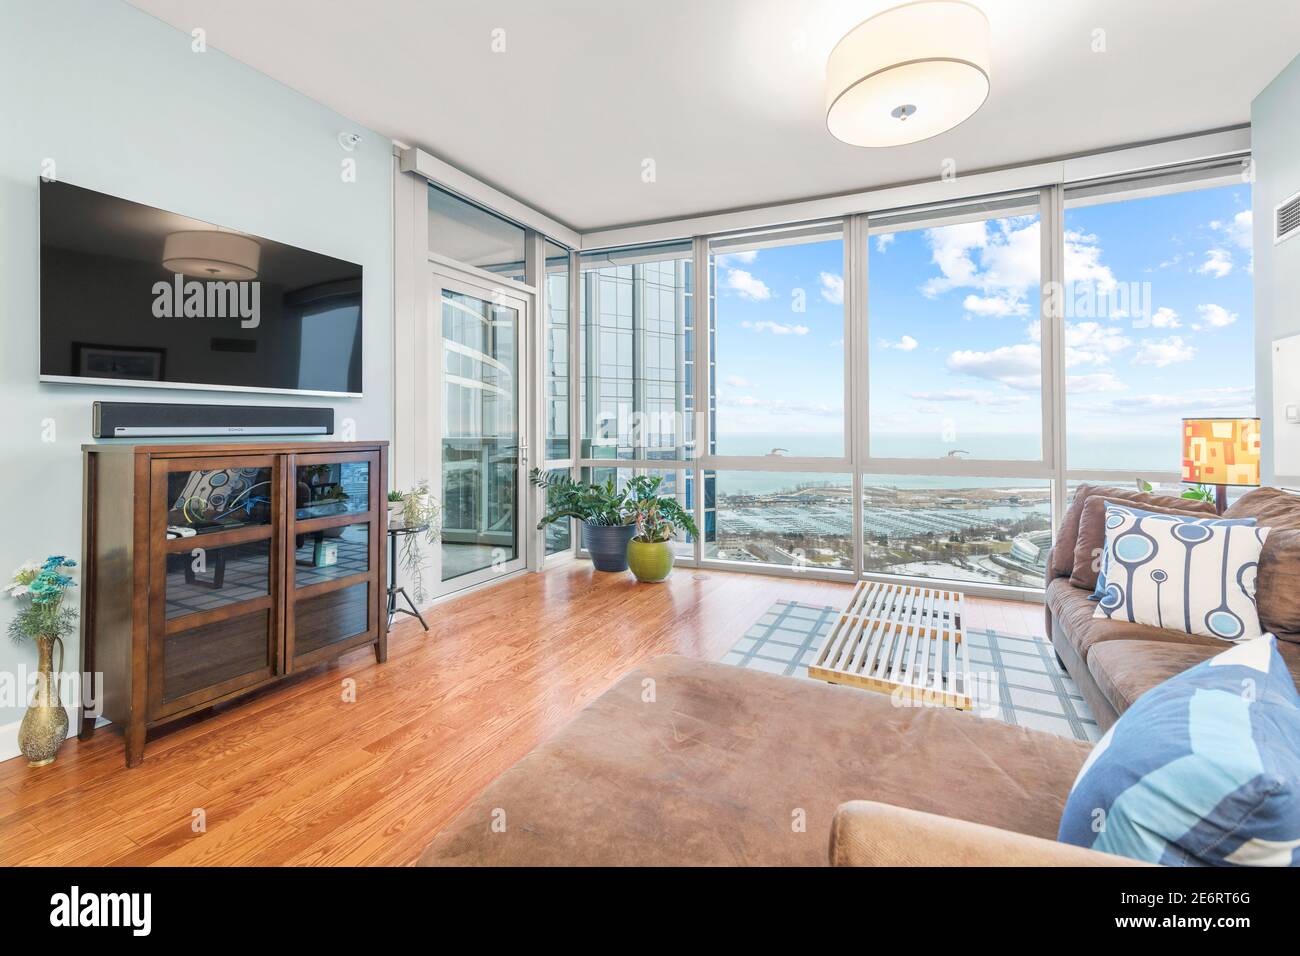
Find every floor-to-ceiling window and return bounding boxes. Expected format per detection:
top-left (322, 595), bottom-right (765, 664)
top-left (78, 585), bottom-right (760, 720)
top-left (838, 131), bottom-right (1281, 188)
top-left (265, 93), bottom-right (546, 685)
top-left (564, 160), bottom-right (1254, 595)
top-left (1062, 171), bottom-right (1255, 476)
top-left (411, 150), bottom-right (1256, 598)
top-left (863, 194), bottom-right (1053, 588)
top-left (542, 240), bottom-right (574, 556)
top-left (704, 225), bottom-right (852, 571)
top-left (575, 242), bottom-right (699, 560)
top-left (579, 242), bottom-right (695, 461)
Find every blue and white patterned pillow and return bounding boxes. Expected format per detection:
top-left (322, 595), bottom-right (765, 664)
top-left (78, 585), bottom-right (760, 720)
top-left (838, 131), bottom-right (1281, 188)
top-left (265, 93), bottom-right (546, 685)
top-left (1093, 503), bottom-right (1268, 642)
top-left (1059, 635), bottom-right (1300, 866)
top-left (1091, 505), bottom-right (1256, 602)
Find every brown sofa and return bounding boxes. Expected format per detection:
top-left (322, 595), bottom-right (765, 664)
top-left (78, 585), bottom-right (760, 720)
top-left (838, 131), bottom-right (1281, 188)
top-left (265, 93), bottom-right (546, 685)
top-left (1046, 486), bottom-right (1300, 731)
top-left (420, 654), bottom-right (1138, 866)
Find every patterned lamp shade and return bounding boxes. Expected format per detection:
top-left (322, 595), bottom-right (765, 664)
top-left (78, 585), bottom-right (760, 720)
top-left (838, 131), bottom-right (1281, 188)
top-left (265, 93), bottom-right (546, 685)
top-left (1182, 418), bottom-right (1261, 487)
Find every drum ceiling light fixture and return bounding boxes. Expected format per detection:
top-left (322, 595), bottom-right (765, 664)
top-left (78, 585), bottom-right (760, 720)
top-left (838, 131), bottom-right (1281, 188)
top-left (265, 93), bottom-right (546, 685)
top-left (162, 230), bottom-right (261, 280)
top-left (826, 0), bottom-right (991, 148)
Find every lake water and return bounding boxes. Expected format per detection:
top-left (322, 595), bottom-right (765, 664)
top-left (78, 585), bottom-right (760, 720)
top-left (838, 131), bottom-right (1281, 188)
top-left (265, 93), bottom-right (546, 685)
top-left (707, 430), bottom-right (1178, 495)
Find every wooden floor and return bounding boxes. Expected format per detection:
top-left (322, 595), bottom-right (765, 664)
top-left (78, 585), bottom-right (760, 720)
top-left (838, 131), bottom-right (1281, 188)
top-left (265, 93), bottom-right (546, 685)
top-left (0, 564), bottom-right (1044, 866)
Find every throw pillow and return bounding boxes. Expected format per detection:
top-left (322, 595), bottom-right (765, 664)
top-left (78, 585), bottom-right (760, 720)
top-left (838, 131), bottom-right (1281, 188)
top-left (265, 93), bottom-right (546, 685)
top-left (1224, 488), bottom-right (1300, 641)
top-left (1051, 484), bottom-right (1217, 580)
top-left (1059, 635), bottom-right (1300, 866)
top-left (1093, 504), bottom-right (1268, 642)
top-left (1089, 504), bottom-right (1257, 604)
top-left (1071, 496), bottom-right (1225, 591)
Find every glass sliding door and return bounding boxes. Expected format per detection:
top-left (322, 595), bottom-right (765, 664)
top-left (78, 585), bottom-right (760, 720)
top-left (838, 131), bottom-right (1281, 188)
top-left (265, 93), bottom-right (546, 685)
top-left (436, 273), bottom-right (528, 589)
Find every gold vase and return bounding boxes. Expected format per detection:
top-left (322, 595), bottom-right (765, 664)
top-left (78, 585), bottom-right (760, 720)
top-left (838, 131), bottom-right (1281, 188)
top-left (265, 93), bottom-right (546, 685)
top-left (18, 635), bottom-right (67, 768)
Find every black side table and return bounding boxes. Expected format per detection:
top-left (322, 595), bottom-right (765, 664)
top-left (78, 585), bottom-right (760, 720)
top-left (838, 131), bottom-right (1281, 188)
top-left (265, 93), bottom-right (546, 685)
top-left (387, 522), bottom-right (430, 631)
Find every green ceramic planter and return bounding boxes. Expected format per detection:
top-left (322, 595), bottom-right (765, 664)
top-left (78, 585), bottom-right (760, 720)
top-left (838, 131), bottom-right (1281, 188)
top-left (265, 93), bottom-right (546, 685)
top-left (627, 539), bottom-right (675, 583)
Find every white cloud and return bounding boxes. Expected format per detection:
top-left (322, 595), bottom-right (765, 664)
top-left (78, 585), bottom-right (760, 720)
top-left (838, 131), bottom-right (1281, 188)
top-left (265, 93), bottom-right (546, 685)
top-left (907, 388), bottom-right (1028, 407)
top-left (1197, 248), bottom-right (1234, 278)
top-left (922, 218), bottom-right (1041, 315)
top-left (1212, 210), bottom-right (1253, 251)
top-left (819, 271), bottom-right (844, 305)
top-left (1067, 372), bottom-right (1127, 394)
top-left (879, 334), bottom-right (919, 352)
top-left (1197, 302), bottom-right (1238, 328)
top-left (1063, 321), bottom-right (1132, 367)
top-left (1064, 229), bottom-right (1118, 293)
top-left (962, 293), bottom-right (1025, 317)
top-left (740, 319), bottom-right (808, 335)
top-left (946, 343), bottom-right (1041, 390)
top-left (922, 220), bottom-right (989, 295)
top-left (1132, 336), bottom-right (1195, 367)
top-left (725, 269), bottom-right (771, 301)
top-left (1149, 306), bottom-right (1181, 329)
top-left (875, 233), bottom-right (895, 253)
top-left (716, 394), bottom-right (840, 417)
top-left (715, 249), bottom-right (757, 266)
top-left (724, 374), bottom-right (754, 388)
top-left (1093, 386), bottom-right (1254, 415)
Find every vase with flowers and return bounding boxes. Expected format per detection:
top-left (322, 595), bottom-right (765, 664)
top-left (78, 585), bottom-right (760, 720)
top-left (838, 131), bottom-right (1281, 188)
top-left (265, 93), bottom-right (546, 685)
top-left (5, 556), bottom-right (78, 766)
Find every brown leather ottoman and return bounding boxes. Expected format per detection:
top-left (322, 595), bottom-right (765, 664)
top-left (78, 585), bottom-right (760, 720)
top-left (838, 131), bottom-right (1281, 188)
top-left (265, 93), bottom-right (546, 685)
top-left (419, 654), bottom-right (1090, 866)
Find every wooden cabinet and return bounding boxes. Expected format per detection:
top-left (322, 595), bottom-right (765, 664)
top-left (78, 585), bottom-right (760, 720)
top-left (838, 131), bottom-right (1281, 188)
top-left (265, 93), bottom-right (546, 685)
top-left (80, 441), bottom-right (388, 767)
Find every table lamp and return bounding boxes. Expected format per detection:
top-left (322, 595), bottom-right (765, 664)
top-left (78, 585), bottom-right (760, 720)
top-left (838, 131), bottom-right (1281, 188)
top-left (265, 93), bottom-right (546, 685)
top-left (1181, 417), bottom-right (1261, 513)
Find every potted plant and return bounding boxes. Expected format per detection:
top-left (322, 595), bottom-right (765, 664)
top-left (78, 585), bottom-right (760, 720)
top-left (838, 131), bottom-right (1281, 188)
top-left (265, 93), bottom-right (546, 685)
top-left (392, 480), bottom-right (441, 603)
top-left (5, 556), bottom-right (78, 767)
top-left (625, 475), bottom-right (699, 583)
top-left (530, 469), bottom-right (637, 572)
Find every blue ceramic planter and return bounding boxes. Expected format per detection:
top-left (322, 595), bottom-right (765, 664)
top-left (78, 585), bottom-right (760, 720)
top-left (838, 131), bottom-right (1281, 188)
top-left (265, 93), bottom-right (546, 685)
top-left (583, 522), bottom-right (636, 572)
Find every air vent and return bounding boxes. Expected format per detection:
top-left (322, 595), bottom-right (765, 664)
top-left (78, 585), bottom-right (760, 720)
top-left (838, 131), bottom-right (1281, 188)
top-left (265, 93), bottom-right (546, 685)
top-left (1277, 189), bottom-right (1300, 245)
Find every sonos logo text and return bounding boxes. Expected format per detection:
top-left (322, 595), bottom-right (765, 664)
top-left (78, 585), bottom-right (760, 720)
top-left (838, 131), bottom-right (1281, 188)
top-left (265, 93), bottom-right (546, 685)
top-left (50, 886), bottom-right (151, 936)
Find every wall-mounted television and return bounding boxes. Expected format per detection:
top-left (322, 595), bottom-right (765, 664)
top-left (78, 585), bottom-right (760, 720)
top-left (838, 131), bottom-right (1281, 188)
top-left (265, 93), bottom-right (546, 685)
top-left (40, 181), bottom-right (363, 396)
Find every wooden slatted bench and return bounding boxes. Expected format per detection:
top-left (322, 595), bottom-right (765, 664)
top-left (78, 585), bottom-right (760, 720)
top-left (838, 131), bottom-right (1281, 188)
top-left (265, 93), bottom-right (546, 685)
top-left (808, 581), bottom-right (971, 710)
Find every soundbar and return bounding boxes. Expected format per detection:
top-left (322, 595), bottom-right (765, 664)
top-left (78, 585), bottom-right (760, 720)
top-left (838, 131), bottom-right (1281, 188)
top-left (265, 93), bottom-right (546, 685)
top-left (92, 402), bottom-right (334, 439)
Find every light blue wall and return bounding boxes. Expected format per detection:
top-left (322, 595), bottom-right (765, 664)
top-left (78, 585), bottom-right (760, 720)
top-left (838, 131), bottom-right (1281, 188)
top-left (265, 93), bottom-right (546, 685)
top-left (1252, 53), bottom-right (1300, 484)
top-left (0, 1), bottom-right (393, 740)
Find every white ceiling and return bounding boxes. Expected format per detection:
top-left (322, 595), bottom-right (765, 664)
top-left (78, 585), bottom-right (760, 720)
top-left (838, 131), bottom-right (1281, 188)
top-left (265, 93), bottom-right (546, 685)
top-left (128, 0), bottom-right (1300, 231)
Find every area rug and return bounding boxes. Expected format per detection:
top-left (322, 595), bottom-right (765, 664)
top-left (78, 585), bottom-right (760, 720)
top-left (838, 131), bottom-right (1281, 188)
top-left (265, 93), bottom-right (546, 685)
top-left (720, 599), bottom-right (1101, 743)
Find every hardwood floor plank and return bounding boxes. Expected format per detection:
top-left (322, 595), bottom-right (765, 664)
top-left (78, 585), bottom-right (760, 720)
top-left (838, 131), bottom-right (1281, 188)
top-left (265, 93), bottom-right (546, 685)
top-left (0, 564), bottom-right (1036, 865)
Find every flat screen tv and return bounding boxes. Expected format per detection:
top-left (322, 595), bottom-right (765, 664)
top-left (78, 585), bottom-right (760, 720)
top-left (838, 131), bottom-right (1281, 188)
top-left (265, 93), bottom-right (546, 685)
top-left (40, 181), bottom-right (363, 396)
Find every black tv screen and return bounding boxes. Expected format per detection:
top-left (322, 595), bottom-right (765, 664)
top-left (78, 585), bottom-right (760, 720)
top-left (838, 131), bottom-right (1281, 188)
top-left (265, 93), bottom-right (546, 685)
top-left (40, 181), bottom-right (363, 395)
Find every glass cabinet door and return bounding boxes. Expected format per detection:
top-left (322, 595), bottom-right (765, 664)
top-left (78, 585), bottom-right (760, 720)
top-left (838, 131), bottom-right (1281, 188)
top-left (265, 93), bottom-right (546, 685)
top-left (149, 455), bottom-right (281, 719)
top-left (286, 451), bottom-right (382, 669)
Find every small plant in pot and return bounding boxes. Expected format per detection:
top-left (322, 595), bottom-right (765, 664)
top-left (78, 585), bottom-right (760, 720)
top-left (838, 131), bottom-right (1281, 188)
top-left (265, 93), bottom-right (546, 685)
top-left (625, 475), bottom-right (699, 583)
top-left (530, 469), bottom-right (636, 572)
top-left (390, 481), bottom-right (442, 603)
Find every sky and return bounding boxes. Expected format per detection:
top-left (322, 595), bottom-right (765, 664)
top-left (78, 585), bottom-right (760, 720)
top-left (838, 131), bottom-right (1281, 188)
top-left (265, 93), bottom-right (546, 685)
top-left (713, 236), bottom-right (848, 455)
top-left (711, 182), bottom-right (1254, 471)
